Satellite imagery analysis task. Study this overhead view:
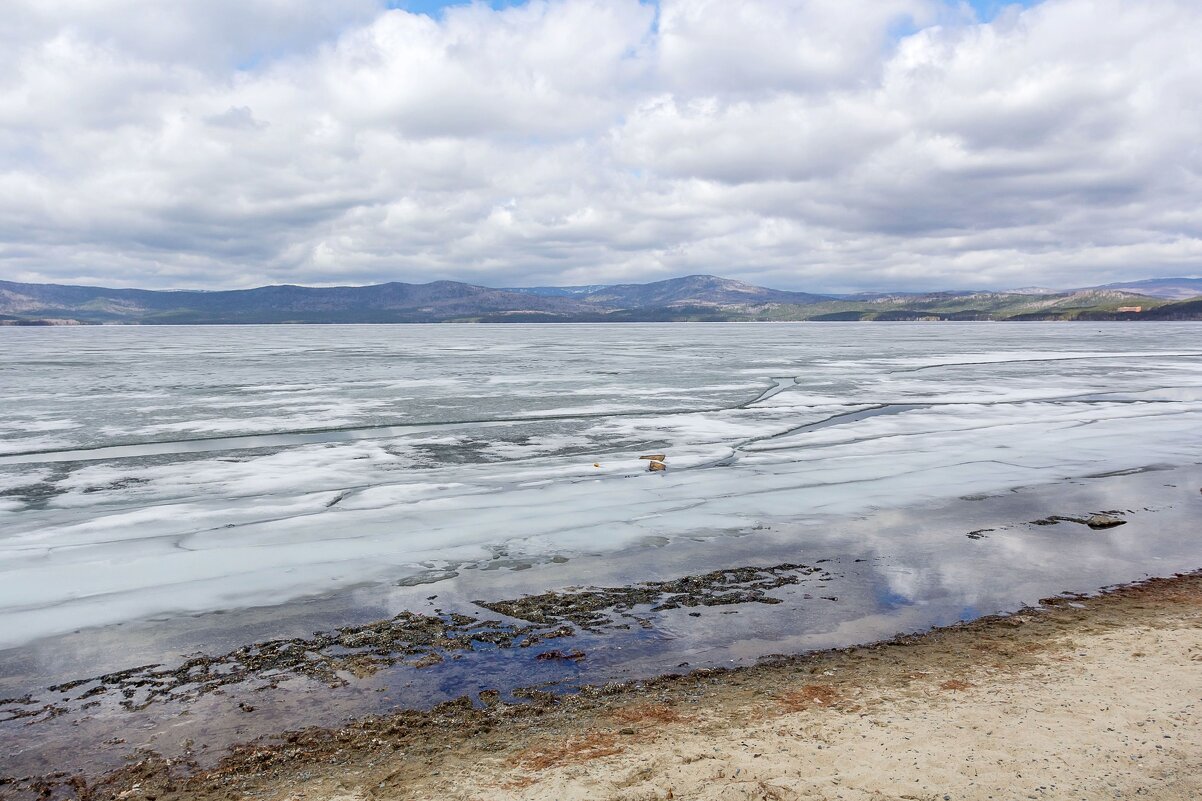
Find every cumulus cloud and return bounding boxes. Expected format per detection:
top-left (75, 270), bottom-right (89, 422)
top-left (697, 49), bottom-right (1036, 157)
top-left (0, 0), bottom-right (1199, 292)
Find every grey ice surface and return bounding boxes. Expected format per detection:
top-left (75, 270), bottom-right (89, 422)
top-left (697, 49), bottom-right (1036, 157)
top-left (1, 322), bottom-right (1201, 649)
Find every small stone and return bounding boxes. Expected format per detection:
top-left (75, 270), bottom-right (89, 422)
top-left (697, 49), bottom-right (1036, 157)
top-left (618, 727), bottom-right (637, 735)
top-left (535, 649), bottom-right (586, 662)
top-left (412, 652), bottom-right (444, 669)
top-left (1086, 514), bottom-right (1126, 529)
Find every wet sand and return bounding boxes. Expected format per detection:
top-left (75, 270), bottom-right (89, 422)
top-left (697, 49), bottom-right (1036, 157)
top-left (10, 570), bottom-right (1200, 801)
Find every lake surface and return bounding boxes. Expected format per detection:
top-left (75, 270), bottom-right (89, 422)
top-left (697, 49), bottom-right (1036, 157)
top-left (3, 322), bottom-right (1202, 780)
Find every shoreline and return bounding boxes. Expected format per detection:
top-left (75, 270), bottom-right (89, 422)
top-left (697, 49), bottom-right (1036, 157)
top-left (4, 464), bottom-right (1201, 800)
top-left (9, 569), bottom-right (1202, 801)
top-left (4, 314), bottom-right (1202, 801)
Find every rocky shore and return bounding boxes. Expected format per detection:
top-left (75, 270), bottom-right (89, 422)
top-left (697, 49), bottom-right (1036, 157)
top-left (6, 570), bottom-right (1202, 801)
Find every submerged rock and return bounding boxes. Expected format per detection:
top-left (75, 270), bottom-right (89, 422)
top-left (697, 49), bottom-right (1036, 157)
top-left (397, 569), bottom-right (460, 587)
top-left (1030, 512), bottom-right (1127, 529)
top-left (19, 610), bottom-right (547, 718)
top-left (535, 649), bottom-right (586, 662)
top-left (476, 563), bottom-right (828, 630)
top-left (13, 563), bottom-right (831, 721)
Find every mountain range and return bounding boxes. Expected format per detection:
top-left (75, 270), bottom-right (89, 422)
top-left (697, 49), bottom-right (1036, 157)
top-left (2, 274), bottom-right (1201, 325)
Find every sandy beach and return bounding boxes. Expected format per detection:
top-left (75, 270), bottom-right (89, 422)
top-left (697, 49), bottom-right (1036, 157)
top-left (28, 570), bottom-right (1196, 801)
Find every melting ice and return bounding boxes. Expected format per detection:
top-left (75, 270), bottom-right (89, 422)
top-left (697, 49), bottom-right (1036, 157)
top-left (2, 322), bottom-right (1202, 648)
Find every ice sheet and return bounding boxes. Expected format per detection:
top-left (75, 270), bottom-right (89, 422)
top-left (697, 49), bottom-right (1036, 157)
top-left (2, 322), bottom-right (1202, 648)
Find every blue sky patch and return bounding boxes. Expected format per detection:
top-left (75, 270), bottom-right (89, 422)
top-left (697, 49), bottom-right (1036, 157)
top-left (968, 0), bottom-right (1041, 20)
top-left (388, 0), bottom-right (528, 17)
top-left (390, 0), bottom-right (1043, 23)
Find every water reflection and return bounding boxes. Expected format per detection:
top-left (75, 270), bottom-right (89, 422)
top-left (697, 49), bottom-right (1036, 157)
top-left (3, 464), bottom-right (1199, 781)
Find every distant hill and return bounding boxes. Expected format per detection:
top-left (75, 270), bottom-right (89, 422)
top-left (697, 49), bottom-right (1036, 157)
top-left (507, 275), bottom-right (832, 307)
top-left (1134, 297), bottom-right (1202, 320)
top-left (502, 284), bottom-right (611, 297)
top-left (0, 274), bottom-right (1199, 324)
top-left (569, 275), bottom-right (833, 308)
top-left (0, 279), bottom-right (595, 324)
top-left (1088, 277), bottom-right (1202, 300)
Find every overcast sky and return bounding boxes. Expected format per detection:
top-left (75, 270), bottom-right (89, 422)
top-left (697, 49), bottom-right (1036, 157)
top-left (1, 0), bottom-right (1199, 292)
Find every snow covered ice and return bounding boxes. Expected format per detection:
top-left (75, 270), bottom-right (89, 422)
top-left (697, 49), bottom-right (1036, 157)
top-left (2, 322), bottom-right (1202, 649)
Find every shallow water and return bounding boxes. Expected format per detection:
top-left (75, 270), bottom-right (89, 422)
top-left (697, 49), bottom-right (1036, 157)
top-left (2, 322), bottom-right (1202, 780)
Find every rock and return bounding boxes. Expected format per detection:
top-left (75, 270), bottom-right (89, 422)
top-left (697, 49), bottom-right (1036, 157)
top-left (638, 454), bottom-right (666, 461)
top-left (535, 649), bottom-right (586, 662)
top-left (396, 569), bottom-right (460, 587)
top-left (1086, 514), bottom-right (1126, 529)
top-left (412, 652), bottom-right (444, 669)
top-left (647, 460), bottom-right (667, 472)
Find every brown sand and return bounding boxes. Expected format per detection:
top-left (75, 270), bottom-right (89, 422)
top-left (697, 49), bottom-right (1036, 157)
top-left (42, 574), bottom-right (1202, 801)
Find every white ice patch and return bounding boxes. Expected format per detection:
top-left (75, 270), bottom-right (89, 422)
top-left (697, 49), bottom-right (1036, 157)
top-left (0, 419), bottom-right (82, 434)
top-left (0, 434), bottom-right (82, 455)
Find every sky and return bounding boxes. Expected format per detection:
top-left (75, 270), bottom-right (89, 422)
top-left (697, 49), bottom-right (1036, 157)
top-left (1, 0), bottom-right (1199, 293)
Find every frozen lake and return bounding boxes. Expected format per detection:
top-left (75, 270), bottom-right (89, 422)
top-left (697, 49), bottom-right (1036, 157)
top-left (3, 322), bottom-right (1202, 651)
top-left (5, 322), bottom-right (1202, 783)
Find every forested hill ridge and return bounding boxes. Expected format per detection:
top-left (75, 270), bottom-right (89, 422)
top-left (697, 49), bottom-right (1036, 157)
top-left (2, 274), bottom-right (1201, 325)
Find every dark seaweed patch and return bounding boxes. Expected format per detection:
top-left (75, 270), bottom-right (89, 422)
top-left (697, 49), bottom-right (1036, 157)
top-left (475, 563), bottom-right (829, 630)
top-left (0, 563), bottom-right (829, 724)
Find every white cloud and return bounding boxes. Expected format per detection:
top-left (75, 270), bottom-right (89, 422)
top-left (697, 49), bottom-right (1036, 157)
top-left (0, 0), bottom-right (1199, 292)
top-left (656, 0), bottom-right (936, 95)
